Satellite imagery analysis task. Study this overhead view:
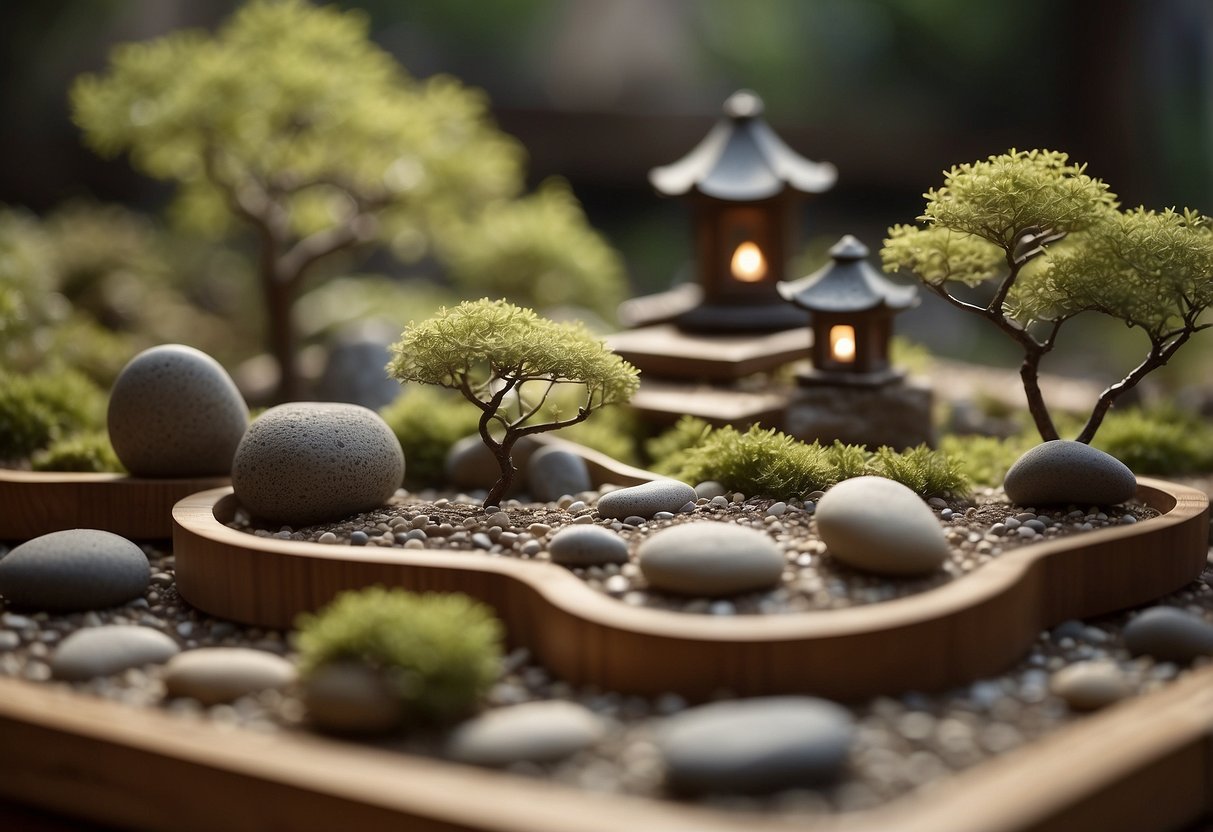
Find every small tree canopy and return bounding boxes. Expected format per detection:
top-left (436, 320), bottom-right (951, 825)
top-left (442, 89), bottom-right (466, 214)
top-left (387, 299), bottom-right (639, 505)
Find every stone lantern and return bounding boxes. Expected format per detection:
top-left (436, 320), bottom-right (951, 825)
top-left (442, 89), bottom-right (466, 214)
top-left (778, 235), bottom-right (918, 386)
top-left (649, 90), bottom-right (836, 333)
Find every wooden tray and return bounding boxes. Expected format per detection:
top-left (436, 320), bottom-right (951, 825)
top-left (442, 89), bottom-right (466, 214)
top-left (0, 659), bottom-right (1211, 832)
top-left (0, 470), bottom-right (230, 541)
top-left (173, 478), bottom-right (1209, 701)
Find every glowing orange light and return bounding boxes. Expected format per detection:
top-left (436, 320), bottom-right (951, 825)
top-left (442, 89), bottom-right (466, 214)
top-left (730, 241), bottom-right (767, 282)
top-left (830, 325), bottom-right (856, 363)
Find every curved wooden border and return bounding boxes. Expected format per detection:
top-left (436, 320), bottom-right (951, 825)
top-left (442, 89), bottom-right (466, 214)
top-left (0, 470), bottom-right (230, 541)
top-left (1, 660), bottom-right (1212, 832)
top-left (174, 478), bottom-right (1209, 700)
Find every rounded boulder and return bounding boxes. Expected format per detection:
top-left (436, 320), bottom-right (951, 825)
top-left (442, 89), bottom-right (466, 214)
top-left (815, 476), bottom-right (949, 576)
top-left (1004, 440), bottom-right (1136, 506)
top-left (232, 403), bottom-right (404, 526)
top-left (107, 344), bottom-right (249, 477)
top-left (0, 529), bottom-right (149, 612)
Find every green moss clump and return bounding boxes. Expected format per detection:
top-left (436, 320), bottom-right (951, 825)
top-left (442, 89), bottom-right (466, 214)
top-left (31, 431), bottom-right (125, 473)
top-left (646, 416), bottom-right (714, 474)
top-left (938, 433), bottom-right (1035, 488)
top-left (0, 368), bottom-right (107, 460)
top-left (1090, 407), bottom-right (1213, 475)
top-left (295, 587), bottom-right (502, 725)
top-left (654, 422), bottom-right (968, 499)
top-left (379, 387), bottom-right (482, 488)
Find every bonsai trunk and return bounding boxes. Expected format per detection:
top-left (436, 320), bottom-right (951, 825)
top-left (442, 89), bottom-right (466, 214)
top-left (484, 433), bottom-right (519, 508)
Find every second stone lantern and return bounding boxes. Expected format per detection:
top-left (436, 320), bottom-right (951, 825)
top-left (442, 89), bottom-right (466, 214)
top-left (649, 90), bottom-right (837, 332)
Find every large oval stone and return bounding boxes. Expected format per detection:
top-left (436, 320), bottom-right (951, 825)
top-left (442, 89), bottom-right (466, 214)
top-left (232, 403), bottom-right (404, 526)
top-left (815, 476), bottom-right (948, 576)
top-left (1004, 440), bottom-right (1136, 506)
top-left (0, 529), bottom-right (149, 612)
top-left (527, 446), bottom-right (591, 502)
top-left (163, 648), bottom-right (297, 705)
top-left (656, 697), bottom-right (854, 795)
top-left (1123, 606), bottom-right (1213, 662)
top-left (446, 701), bottom-right (607, 766)
top-left (107, 344), bottom-right (249, 477)
top-left (638, 522), bottom-right (783, 597)
top-left (597, 480), bottom-right (695, 520)
top-left (50, 625), bottom-right (179, 681)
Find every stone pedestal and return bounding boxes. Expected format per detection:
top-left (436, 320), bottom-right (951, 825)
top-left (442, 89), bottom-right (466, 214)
top-left (785, 376), bottom-right (934, 449)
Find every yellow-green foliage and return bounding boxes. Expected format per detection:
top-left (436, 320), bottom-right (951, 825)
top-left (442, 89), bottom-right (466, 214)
top-left (295, 587), bottom-right (502, 724)
top-left (31, 431), bottom-right (124, 473)
top-left (938, 433), bottom-right (1036, 488)
top-left (646, 416), bottom-right (714, 472)
top-left (440, 180), bottom-right (627, 321)
top-left (656, 423), bottom-right (968, 499)
top-left (379, 386), bottom-right (482, 487)
top-left (1091, 406), bottom-right (1213, 475)
top-left (0, 368), bottom-right (107, 460)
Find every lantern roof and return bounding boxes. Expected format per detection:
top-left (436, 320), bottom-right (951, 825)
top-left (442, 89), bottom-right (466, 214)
top-left (778, 235), bottom-right (918, 314)
top-left (649, 90), bottom-right (837, 201)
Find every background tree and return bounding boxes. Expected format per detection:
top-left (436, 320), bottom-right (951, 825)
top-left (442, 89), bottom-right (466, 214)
top-left (883, 149), bottom-right (1213, 443)
top-left (71, 0), bottom-right (625, 402)
top-left (387, 299), bottom-right (639, 506)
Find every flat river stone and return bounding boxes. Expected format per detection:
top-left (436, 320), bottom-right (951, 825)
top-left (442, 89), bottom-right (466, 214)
top-left (163, 647), bottom-right (297, 704)
top-left (815, 476), bottom-right (948, 576)
top-left (1123, 606), bottom-right (1213, 662)
top-left (107, 344), bottom-right (249, 477)
top-left (548, 525), bottom-right (629, 566)
top-left (657, 696), bottom-right (854, 795)
top-left (638, 522), bottom-right (783, 597)
top-left (597, 480), bottom-right (696, 520)
top-left (232, 402), bottom-right (404, 526)
top-left (0, 529), bottom-right (149, 612)
top-left (1004, 440), bottom-right (1136, 506)
top-left (446, 701), bottom-right (607, 765)
top-left (51, 625), bottom-right (179, 681)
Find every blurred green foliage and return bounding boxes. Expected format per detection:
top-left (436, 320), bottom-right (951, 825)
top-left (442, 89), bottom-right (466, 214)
top-left (0, 367), bottom-right (107, 461)
top-left (295, 586), bottom-right (502, 725)
top-left (31, 431), bottom-right (125, 473)
top-left (380, 386), bottom-right (482, 488)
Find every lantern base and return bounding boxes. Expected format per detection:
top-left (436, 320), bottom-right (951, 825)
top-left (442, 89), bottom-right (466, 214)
top-left (786, 375), bottom-right (934, 450)
top-left (796, 366), bottom-right (906, 388)
top-left (675, 301), bottom-right (808, 334)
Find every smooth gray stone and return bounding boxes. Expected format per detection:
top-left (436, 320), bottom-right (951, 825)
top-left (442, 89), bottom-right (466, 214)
top-left (597, 480), bottom-right (696, 520)
top-left (232, 403), bottom-right (404, 526)
top-left (1004, 440), bottom-right (1136, 506)
top-left (107, 344), bottom-right (249, 477)
top-left (314, 322), bottom-right (402, 412)
top-left (694, 481), bottom-right (728, 500)
top-left (657, 697), bottom-right (854, 795)
top-left (302, 661), bottom-right (404, 735)
top-left (548, 525), bottom-right (629, 566)
top-left (527, 446), bottom-right (592, 502)
top-left (1123, 606), bottom-right (1213, 662)
top-left (0, 529), bottom-right (149, 612)
top-left (638, 522), bottom-right (783, 597)
top-left (50, 625), bottom-right (179, 681)
top-left (446, 701), bottom-right (607, 766)
top-left (163, 647), bottom-right (297, 705)
top-left (815, 476), bottom-right (949, 576)
top-left (1050, 661), bottom-right (1132, 710)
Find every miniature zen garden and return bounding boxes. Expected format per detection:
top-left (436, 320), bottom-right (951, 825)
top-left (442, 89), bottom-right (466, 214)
top-left (5, 2), bottom-right (1213, 830)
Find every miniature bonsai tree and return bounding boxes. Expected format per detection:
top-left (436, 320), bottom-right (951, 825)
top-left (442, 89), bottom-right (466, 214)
top-left (387, 299), bottom-right (640, 506)
top-left (71, 0), bottom-right (625, 402)
top-left (883, 149), bottom-right (1213, 443)
top-left (296, 586), bottom-right (502, 727)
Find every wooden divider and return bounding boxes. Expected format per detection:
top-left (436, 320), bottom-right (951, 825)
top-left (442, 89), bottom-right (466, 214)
top-left (173, 478), bottom-right (1209, 701)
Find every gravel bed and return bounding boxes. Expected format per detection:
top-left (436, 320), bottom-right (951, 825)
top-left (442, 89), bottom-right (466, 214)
top-left (0, 537), bottom-right (1210, 821)
top-left (225, 488), bottom-right (1157, 614)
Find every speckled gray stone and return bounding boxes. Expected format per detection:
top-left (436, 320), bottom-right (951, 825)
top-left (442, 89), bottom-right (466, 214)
top-left (1051, 661), bottom-right (1132, 710)
top-left (232, 403), bottom-right (404, 526)
top-left (302, 661), bottom-right (403, 734)
top-left (50, 625), bottom-right (179, 681)
top-left (637, 522), bottom-right (783, 597)
top-left (446, 701), bottom-right (607, 765)
top-left (107, 344), bottom-right (249, 477)
top-left (815, 477), bottom-right (949, 576)
top-left (163, 648), bottom-right (297, 705)
top-left (597, 479), bottom-right (696, 520)
top-left (547, 525), bottom-right (629, 566)
top-left (1004, 440), bottom-right (1136, 506)
top-left (527, 446), bottom-right (592, 502)
top-left (0, 529), bottom-right (149, 611)
top-left (1123, 606), bottom-right (1213, 662)
top-left (656, 697), bottom-right (854, 795)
